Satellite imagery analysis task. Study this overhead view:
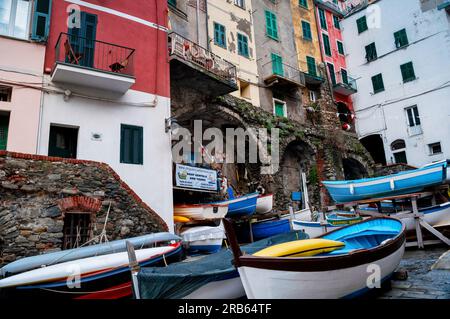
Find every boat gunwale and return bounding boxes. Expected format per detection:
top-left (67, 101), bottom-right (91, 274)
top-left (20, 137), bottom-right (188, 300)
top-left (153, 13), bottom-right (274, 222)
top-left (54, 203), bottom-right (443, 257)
top-left (224, 217), bottom-right (406, 272)
top-left (174, 204), bottom-right (229, 209)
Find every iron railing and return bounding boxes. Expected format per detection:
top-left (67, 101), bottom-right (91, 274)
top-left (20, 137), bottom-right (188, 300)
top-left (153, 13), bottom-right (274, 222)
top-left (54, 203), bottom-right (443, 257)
top-left (55, 32), bottom-right (135, 77)
top-left (261, 60), bottom-right (305, 86)
top-left (334, 71), bottom-right (357, 91)
top-left (298, 60), bottom-right (326, 80)
top-left (168, 32), bottom-right (237, 85)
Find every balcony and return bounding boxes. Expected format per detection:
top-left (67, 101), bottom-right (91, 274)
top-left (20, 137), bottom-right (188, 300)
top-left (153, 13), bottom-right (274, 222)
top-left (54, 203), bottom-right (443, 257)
top-left (51, 33), bottom-right (136, 94)
top-left (168, 32), bottom-right (238, 96)
top-left (333, 71), bottom-right (357, 96)
top-left (262, 61), bottom-right (305, 89)
top-left (299, 61), bottom-right (325, 87)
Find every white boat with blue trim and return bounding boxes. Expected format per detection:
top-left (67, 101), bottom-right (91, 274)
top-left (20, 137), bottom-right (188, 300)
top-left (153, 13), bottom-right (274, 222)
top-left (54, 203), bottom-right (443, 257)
top-left (322, 160), bottom-right (448, 204)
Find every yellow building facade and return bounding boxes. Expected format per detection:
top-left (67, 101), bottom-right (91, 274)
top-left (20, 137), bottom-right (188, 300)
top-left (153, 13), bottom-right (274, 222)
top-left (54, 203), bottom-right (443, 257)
top-left (207, 0), bottom-right (260, 107)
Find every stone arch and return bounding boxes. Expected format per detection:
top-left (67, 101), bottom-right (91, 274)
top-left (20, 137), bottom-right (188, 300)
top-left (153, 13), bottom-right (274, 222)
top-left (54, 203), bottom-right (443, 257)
top-left (342, 157), bottom-right (369, 180)
top-left (57, 196), bottom-right (102, 214)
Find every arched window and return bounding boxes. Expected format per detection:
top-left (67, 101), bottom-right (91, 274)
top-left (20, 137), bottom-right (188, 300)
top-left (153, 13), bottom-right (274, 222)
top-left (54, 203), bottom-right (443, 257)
top-left (391, 139), bottom-right (406, 151)
top-left (390, 139), bottom-right (408, 164)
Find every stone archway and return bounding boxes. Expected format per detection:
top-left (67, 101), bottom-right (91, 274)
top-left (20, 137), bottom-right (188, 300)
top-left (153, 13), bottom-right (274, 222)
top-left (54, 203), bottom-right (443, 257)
top-left (342, 157), bottom-right (369, 180)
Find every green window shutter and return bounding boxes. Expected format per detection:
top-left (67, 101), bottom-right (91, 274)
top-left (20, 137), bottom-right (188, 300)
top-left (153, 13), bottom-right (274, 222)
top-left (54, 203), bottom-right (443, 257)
top-left (0, 115), bottom-right (9, 151)
top-left (274, 101), bottom-right (285, 117)
top-left (365, 42), bottom-right (377, 62)
top-left (337, 41), bottom-right (344, 55)
top-left (371, 73), bottom-right (385, 93)
top-left (323, 33), bottom-right (332, 56)
top-left (120, 125), bottom-right (143, 165)
top-left (265, 10), bottom-right (278, 40)
top-left (168, 0), bottom-right (177, 7)
top-left (394, 29), bottom-right (409, 48)
top-left (271, 53), bottom-right (283, 76)
top-left (356, 16), bottom-right (368, 34)
top-left (302, 21), bottom-right (312, 40)
top-left (318, 8), bottom-right (327, 30)
top-left (341, 69), bottom-right (348, 84)
top-left (214, 23), bottom-right (226, 48)
top-left (400, 62), bottom-right (416, 83)
top-left (31, 0), bottom-right (52, 42)
top-left (238, 33), bottom-right (249, 57)
top-left (306, 56), bottom-right (317, 77)
top-left (299, 0), bottom-right (308, 8)
top-left (333, 15), bottom-right (340, 29)
top-left (327, 63), bottom-right (336, 85)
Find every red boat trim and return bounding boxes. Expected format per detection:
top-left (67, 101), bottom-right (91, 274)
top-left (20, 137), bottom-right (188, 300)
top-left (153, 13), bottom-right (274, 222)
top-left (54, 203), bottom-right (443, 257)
top-left (74, 282), bottom-right (133, 300)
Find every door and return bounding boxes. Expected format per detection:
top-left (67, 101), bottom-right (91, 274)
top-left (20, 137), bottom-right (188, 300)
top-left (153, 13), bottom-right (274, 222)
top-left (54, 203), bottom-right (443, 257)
top-left (393, 151), bottom-right (407, 164)
top-left (306, 56), bottom-right (316, 77)
top-left (327, 63), bottom-right (336, 85)
top-left (48, 125), bottom-right (78, 159)
top-left (68, 11), bottom-right (97, 68)
top-left (271, 53), bottom-right (284, 76)
top-left (0, 114), bottom-right (10, 151)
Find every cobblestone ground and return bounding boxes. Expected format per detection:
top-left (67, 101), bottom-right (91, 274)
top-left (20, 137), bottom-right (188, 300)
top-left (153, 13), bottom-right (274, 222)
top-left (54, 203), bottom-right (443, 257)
top-left (379, 247), bottom-right (450, 299)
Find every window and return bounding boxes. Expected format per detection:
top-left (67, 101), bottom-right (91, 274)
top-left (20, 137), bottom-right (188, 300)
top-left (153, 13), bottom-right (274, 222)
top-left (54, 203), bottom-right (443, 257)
top-left (273, 99), bottom-right (287, 118)
top-left (0, 113), bottom-right (10, 151)
top-left (302, 21), bottom-right (312, 40)
top-left (318, 8), bottom-right (327, 30)
top-left (391, 139), bottom-right (407, 164)
top-left (237, 33), bottom-right (249, 57)
top-left (428, 142), bottom-right (442, 155)
top-left (309, 90), bottom-right (318, 102)
top-left (31, 0), bottom-right (51, 41)
top-left (63, 212), bottom-right (92, 250)
top-left (371, 73), bottom-right (385, 93)
top-left (365, 42), bottom-right (377, 62)
top-left (400, 62), bottom-right (416, 83)
top-left (306, 56), bottom-right (317, 77)
top-left (333, 15), bottom-right (340, 29)
top-left (48, 125), bottom-right (78, 159)
top-left (120, 124), bottom-right (143, 165)
top-left (265, 10), bottom-right (278, 40)
top-left (214, 22), bottom-right (226, 48)
top-left (394, 28), bottom-right (408, 48)
top-left (341, 69), bottom-right (348, 85)
top-left (271, 53), bottom-right (283, 76)
top-left (356, 16), bottom-right (368, 34)
top-left (239, 80), bottom-right (251, 99)
top-left (168, 0), bottom-right (176, 7)
top-left (0, 85), bottom-right (12, 102)
top-left (322, 33), bottom-right (332, 56)
top-left (405, 106), bottom-right (422, 136)
top-left (327, 63), bottom-right (336, 85)
top-left (337, 41), bottom-right (344, 55)
top-left (0, 0), bottom-right (31, 39)
top-left (299, 0), bottom-right (308, 8)
top-left (234, 0), bottom-right (245, 9)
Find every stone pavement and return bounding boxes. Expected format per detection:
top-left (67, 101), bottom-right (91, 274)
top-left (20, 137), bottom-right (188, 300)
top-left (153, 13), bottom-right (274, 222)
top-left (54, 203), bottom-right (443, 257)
top-left (379, 247), bottom-right (450, 299)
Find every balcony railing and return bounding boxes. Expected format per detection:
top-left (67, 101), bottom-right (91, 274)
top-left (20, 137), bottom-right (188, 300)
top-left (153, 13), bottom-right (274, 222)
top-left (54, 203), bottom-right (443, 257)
top-left (333, 71), bottom-right (357, 95)
top-left (298, 61), bottom-right (325, 86)
top-left (168, 32), bottom-right (237, 86)
top-left (54, 32), bottom-right (135, 77)
top-left (261, 60), bottom-right (305, 88)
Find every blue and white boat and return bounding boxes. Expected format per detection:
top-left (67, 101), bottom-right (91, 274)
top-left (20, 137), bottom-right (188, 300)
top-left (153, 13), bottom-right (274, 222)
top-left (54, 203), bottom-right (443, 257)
top-left (224, 217), bottom-right (406, 299)
top-left (180, 223), bottom-right (226, 254)
top-left (292, 212), bottom-right (363, 238)
top-left (215, 191), bottom-right (259, 217)
top-left (251, 219), bottom-right (291, 240)
top-left (392, 201), bottom-right (450, 231)
top-left (323, 160), bottom-right (448, 203)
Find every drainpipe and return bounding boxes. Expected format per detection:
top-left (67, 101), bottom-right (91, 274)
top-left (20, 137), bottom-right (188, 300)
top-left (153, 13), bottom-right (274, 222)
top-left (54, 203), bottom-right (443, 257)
top-left (36, 75), bottom-right (45, 155)
top-left (196, 0), bottom-right (200, 44)
top-left (204, 0), bottom-right (210, 50)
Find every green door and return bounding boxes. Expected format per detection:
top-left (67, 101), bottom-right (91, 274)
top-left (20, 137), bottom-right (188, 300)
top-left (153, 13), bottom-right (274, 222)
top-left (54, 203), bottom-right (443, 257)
top-left (327, 63), bottom-right (336, 85)
top-left (306, 56), bottom-right (317, 77)
top-left (0, 114), bottom-right (10, 151)
top-left (274, 101), bottom-right (285, 117)
top-left (68, 11), bottom-right (97, 68)
top-left (48, 125), bottom-right (78, 159)
top-left (271, 53), bottom-right (284, 76)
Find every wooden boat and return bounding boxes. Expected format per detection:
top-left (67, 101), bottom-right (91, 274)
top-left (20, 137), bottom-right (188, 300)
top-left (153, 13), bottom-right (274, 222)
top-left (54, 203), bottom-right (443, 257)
top-left (322, 160), bottom-right (447, 203)
top-left (292, 213), bottom-right (363, 238)
top-left (180, 223), bottom-right (226, 254)
top-left (137, 230), bottom-right (309, 299)
top-left (0, 243), bottom-right (183, 299)
top-left (256, 194), bottom-right (273, 214)
top-left (0, 232), bottom-right (180, 277)
top-left (174, 204), bottom-right (228, 220)
top-left (214, 192), bottom-right (259, 217)
top-left (251, 219), bottom-right (290, 240)
top-left (393, 202), bottom-right (450, 231)
top-left (223, 217), bottom-right (406, 299)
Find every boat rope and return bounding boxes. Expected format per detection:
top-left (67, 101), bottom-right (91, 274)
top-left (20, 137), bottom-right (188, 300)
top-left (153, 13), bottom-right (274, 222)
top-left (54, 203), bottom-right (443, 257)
top-left (39, 283), bottom-right (132, 295)
top-left (162, 254), bottom-right (168, 267)
top-left (99, 203), bottom-right (112, 244)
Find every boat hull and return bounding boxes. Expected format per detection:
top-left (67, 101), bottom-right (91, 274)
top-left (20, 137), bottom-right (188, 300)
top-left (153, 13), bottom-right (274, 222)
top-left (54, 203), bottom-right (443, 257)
top-left (395, 202), bottom-right (450, 230)
top-left (216, 193), bottom-right (259, 217)
top-left (252, 219), bottom-right (291, 240)
top-left (174, 204), bottom-right (228, 220)
top-left (256, 194), bottom-right (273, 214)
top-left (183, 274), bottom-right (245, 299)
top-left (238, 244), bottom-right (404, 299)
top-left (323, 161), bottom-right (447, 203)
top-left (181, 223), bottom-right (225, 254)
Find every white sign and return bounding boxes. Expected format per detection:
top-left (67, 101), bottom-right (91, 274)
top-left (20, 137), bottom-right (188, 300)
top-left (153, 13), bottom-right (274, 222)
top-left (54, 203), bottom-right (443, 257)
top-left (175, 164), bottom-right (218, 192)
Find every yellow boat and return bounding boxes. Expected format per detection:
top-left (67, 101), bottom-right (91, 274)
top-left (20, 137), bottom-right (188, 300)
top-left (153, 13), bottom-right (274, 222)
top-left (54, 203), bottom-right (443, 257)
top-left (253, 238), bottom-right (344, 257)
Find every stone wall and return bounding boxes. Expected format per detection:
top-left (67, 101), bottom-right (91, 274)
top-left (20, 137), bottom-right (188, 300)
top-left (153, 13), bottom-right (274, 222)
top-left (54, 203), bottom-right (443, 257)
top-left (0, 152), bottom-right (167, 266)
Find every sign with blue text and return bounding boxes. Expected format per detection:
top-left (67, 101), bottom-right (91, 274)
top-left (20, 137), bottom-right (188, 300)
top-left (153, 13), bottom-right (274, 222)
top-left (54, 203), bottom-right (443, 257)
top-left (175, 164), bottom-right (218, 192)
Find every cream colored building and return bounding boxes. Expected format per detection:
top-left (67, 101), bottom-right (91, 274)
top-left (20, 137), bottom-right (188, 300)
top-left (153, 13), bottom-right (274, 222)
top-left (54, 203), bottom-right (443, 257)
top-left (207, 0), bottom-right (260, 107)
